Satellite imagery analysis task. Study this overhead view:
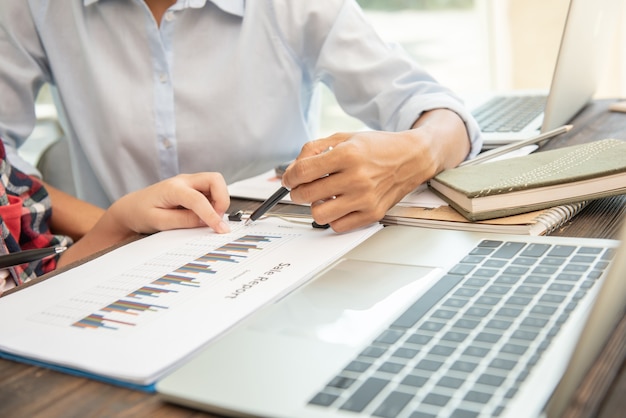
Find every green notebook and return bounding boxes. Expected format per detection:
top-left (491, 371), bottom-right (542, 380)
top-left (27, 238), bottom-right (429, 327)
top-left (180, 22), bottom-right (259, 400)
top-left (429, 138), bottom-right (626, 221)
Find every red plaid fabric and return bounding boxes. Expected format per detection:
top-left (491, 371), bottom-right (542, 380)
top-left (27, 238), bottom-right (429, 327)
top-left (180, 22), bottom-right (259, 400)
top-left (0, 140), bottom-right (72, 287)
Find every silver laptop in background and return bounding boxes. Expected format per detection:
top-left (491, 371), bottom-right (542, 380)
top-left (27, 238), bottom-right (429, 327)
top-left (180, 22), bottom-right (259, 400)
top-left (467, 0), bottom-right (622, 148)
top-left (157, 217), bottom-right (623, 417)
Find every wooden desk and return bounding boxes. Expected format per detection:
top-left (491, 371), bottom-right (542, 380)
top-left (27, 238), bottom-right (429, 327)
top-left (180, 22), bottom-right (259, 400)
top-left (1, 100), bottom-right (625, 418)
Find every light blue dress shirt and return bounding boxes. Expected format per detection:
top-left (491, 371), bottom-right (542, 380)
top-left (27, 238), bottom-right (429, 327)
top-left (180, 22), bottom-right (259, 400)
top-left (0, 0), bottom-right (481, 208)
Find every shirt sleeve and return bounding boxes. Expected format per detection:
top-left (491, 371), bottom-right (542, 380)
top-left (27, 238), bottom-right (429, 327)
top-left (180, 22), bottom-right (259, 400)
top-left (0, 1), bottom-right (50, 176)
top-left (272, 0), bottom-right (482, 157)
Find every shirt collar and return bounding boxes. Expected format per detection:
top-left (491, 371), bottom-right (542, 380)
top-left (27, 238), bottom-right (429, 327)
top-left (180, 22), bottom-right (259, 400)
top-left (83, 0), bottom-right (245, 17)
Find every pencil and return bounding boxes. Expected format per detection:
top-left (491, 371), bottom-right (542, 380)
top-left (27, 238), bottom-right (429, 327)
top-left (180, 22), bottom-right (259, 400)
top-left (0, 246), bottom-right (67, 269)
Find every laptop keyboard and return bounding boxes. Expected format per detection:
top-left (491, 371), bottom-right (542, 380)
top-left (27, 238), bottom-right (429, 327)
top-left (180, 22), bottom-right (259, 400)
top-left (472, 95), bottom-right (546, 133)
top-left (308, 239), bottom-right (615, 417)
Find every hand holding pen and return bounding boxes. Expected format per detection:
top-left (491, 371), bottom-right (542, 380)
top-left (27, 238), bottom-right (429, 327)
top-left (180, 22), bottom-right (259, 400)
top-left (246, 146), bottom-right (334, 226)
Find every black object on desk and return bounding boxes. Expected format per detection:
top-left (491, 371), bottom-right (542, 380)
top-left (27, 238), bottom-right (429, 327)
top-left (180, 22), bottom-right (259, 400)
top-left (0, 246), bottom-right (67, 269)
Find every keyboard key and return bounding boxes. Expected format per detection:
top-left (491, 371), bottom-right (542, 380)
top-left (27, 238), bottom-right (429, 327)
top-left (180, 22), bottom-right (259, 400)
top-left (465, 306), bottom-right (491, 317)
top-left (415, 359), bottom-right (443, 372)
top-left (393, 347), bottom-right (419, 359)
top-left (504, 266), bottom-right (530, 275)
top-left (477, 373), bottom-right (506, 386)
top-left (475, 332), bottom-right (501, 343)
top-left (340, 377), bottom-right (389, 412)
top-left (442, 331), bottom-right (469, 343)
top-left (520, 243), bottom-right (550, 257)
top-left (450, 263), bottom-right (476, 276)
top-left (563, 264), bottom-right (590, 272)
top-left (486, 319), bottom-right (513, 330)
top-left (578, 247), bottom-right (603, 254)
top-left (548, 245), bottom-right (576, 257)
top-left (540, 257), bottom-right (565, 266)
top-left (490, 358), bottom-right (517, 370)
top-left (361, 346), bottom-right (387, 359)
top-left (451, 360), bottom-right (478, 373)
top-left (344, 360), bottom-right (372, 373)
top-left (572, 255), bottom-right (596, 263)
top-left (429, 345), bottom-right (455, 357)
top-left (406, 334), bottom-right (432, 346)
top-left (492, 242), bottom-right (526, 259)
top-left (309, 392), bottom-right (339, 407)
top-left (437, 376), bottom-right (465, 389)
top-left (420, 321), bottom-right (446, 332)
top-left (373, 391), bottom-right (413, 418)
top-left (500, 343), bottom-right (528, 355)
top-left (515, 285), bottom-right (541, 295)
top-left (478, 240), bottom-right (502, 248)
top-left (454, 318), bottom-right (480, 330)
top-left (532, 266), bottom-right (558, 275)
top-left (464, 390), bottom-right (492, 404)
top-left (463, 346), bottom-right (490, 358)
top-left (495, 275), bottom-right (520, 285)
top-left (328, 376), bottom-right (356, 389)
top-left (521, 317), bottom-right (548, 328)
top-left (484, 259), bottom-right (507, 268)
top-left (422, 393), bottom-right (451, 407)
top-left (401, 374), bottom-right (428, 388)
top-left (485, 285), bottom-right (511, 295)
top-left (375, 329), bottom-right (404, 345)
top-left (450, 409), bottom-right (479, 418)
top-left (379, 361), bottom-right (405, 374)
top-left (431, 309), bottom-right (456, 320)
top-left (474, 268), bottom-right (499, 277)
top-left (465, 277), bottom-right (490, 287)
top-left (511, 257), bottom-right (537, 266)
top-left (409, 412), bottom-right (437, 418)
top-left (496, 307), bottom-right (523, 318)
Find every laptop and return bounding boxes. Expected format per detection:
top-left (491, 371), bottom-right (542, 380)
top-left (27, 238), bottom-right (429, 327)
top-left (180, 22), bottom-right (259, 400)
top-left (467, 0), bottom-right (622, 148)
top-left (157, 217), bottom-right (624, 417)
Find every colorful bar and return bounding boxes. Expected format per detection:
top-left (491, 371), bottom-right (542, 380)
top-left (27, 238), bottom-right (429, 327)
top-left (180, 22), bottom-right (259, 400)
top-left (217, 243), bottom-right (260, 253)
top-left (197, 252), bottom-right (245, 263)
top-left (175, 262), bottom-right (215, 274)
top-left (153, 274), bottom-right (201, 287)
top-left (72, 314), bottom-right (135, 330)
top-left (236, 235), bottom-right (281, 243)
top-left (101, 300), bottom-right (168, 315)
top-left (127, 286), bottom-right (178, 298)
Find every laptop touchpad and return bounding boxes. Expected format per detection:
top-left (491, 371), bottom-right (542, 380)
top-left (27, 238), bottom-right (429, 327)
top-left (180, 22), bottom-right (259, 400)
top-left (248, 259), bottom-right (440, 346)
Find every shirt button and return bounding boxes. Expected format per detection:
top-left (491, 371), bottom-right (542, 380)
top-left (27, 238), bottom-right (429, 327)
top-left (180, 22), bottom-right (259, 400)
top-left (162, 137), bottom-right (173, 149)
top-left (164, 11), bottom-right (175, 22)
top-left (159, 73), bottom-right (168, 83)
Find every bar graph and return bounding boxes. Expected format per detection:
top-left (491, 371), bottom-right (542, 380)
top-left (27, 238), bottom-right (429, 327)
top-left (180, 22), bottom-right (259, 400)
top-left (30, 230), bottom-right (295, 331)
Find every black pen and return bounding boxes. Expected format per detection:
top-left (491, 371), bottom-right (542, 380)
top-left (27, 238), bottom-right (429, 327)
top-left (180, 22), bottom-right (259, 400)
top-left (0, 246), bottom-right (67, 269)
top-left (245, 186), bottom-right (290, 225)
top-left (247, 147), bottom-right (334, 226)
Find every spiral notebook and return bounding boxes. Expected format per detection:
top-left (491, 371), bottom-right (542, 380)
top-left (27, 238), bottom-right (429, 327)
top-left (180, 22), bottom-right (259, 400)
top-left (382, 202), bottom-right (587, 236)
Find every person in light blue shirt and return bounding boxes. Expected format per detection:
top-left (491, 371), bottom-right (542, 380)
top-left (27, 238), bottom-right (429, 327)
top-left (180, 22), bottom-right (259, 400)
top-left (0, 0), bottom-right (481, 235)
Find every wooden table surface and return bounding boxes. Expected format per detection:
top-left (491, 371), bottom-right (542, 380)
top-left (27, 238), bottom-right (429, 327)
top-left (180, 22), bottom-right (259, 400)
top-left (1, 99), bottom-right (625, 418)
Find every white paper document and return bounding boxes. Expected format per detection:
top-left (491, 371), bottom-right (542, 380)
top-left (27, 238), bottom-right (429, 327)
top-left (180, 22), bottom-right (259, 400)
top-left (228, 169), bottom-right (448, 208)
top-left (0, 218), bottom-right (382, 388)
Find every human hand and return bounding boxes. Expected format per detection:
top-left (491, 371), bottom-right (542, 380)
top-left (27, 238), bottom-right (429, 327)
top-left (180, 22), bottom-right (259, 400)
top-left (57, 173), bottom-right (231, 269)
top-left (109, 172), bottom-right (231, 235)
top-left (282, 109), bottom-right (470, 232)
